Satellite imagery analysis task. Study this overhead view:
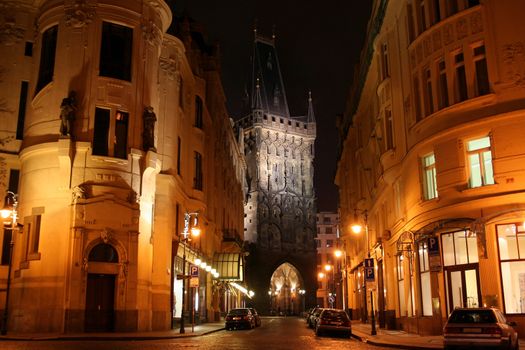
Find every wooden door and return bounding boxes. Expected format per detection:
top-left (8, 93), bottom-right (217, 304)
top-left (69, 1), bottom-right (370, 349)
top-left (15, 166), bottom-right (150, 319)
top-left (85, 274), bottom-right (115, 332)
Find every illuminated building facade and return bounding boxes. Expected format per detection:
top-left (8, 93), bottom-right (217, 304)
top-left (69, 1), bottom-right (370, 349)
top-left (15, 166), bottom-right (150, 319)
top-left (0, 0), bottom-right (245, 333)
top-left (315, 212), bottom-right (341, 308)
top-left (235, 34), bottom-right (317, 315)
top-left (336, 0), bottom-right (525, 336)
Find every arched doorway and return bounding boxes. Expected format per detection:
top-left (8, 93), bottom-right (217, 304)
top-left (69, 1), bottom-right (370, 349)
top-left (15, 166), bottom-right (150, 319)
top-left (85, 243), bottom-right (119, 332)
top-left (269, 263), bottom-right (304, 316)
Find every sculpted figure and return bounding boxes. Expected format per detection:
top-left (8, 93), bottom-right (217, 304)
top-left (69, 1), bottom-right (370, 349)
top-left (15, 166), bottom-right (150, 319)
top-left (60, 91), bottom-right (76, 136)
top-left (143, 106), bottom-right (157, 151)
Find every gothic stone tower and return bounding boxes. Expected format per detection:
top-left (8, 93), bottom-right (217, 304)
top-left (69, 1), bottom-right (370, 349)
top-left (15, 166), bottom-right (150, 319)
top-left (235, 34), bottom-right (317, 314)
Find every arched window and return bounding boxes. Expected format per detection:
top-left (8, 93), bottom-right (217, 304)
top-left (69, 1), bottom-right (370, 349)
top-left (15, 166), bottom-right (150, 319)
top-left (89, 243), bottom-right (118, 263)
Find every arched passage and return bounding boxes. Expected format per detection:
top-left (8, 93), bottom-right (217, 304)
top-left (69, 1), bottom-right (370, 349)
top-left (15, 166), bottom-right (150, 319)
top-left (268, 262), bottom-right (305, 316)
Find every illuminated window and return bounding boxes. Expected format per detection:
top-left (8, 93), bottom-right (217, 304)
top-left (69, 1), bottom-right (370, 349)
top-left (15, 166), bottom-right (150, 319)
top-left (467, 136), bottom-right (494, 188)
top-left (36, 25), bottom-right (58, 94)
top-left (442, 230), bottom-right (478, 266)
top-left (418, 241), bottom-right (433, 316)
top-left (473, 44), bottom-right (489, 96)
top-left (93, 108), bottom-right (128, 159)
top-left (422, 153), bottom-right (438, 200)
top-left (497, 223), bottom-right (525, 313)
top-left (99, 22), bottom-right (132, 81)
top-left (114, 111), bottom-right (129, 159)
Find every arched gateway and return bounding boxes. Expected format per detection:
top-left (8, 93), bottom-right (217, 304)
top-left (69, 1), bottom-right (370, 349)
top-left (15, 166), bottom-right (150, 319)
top-left (269, 263), bottom-right (304, 315)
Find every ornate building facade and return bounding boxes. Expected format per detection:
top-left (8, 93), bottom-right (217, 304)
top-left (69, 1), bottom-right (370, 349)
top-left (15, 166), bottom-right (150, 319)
top-left (235, 34), bottom-right (317, 315)
top-left (0, 0), bottom-right (245, 333)
top-left (336, 0), bottom-right (525, 336)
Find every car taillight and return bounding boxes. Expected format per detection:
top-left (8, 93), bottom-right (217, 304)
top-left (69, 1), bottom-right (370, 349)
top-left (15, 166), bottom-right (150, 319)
top-left (484, 327), bottom-right (502, 334)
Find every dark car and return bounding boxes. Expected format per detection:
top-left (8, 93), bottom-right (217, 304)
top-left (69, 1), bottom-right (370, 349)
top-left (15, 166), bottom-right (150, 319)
top-left (249, 308), bottom-right (262, 327)
top-left (315, 308), bottom-right (351, 337)
top-left (225, 308), bottom-right (256, 330)
top-left (443, 307), bottom-right (519, 350)
top-left (308, 307), bottom-right (324, 329)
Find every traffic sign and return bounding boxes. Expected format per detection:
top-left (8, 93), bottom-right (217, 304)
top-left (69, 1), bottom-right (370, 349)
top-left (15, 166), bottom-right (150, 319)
top-left (364, 258), bottom-right (375, 282)
top-left (190, 277), bottom-right (199, 287)
top-left (427, 237), bottom-right (440, 256)
top-left (190, 264), bottom-right (199, 277)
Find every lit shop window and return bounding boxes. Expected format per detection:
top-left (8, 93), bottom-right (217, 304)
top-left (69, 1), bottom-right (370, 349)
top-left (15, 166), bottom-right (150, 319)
top-left (497, 223), bottom-right (525, 313)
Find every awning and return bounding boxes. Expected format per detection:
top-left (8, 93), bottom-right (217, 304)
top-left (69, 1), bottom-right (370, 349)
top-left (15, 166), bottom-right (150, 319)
top-left (212, 252), bottom-right (243, 281)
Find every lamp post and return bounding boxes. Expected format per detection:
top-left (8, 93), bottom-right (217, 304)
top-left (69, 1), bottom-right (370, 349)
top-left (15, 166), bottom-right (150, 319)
top-left (299, 289), bottom-right (305, 315)
top-left (1, 191), bottom-right (17, 335)
top-left (334, 247), bottom-right (348, 311)
top-left (324, 264), bottom-right (335, 308)
top-left (351, 209), bottom-right (376, 336)
top-left (179, 212), bottom-right (200, 334)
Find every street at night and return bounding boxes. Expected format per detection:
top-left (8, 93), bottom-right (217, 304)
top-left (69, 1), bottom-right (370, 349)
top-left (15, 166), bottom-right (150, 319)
top-left (0, 317), bottom-right (392, 350)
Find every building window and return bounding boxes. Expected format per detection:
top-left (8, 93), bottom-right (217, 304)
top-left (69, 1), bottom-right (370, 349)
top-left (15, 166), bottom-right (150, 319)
top-left (407, 3), bottom-right (416, 43)
top-left (16, 81), bottom-right (29, 140)
top-left (114, 111), bottom-right (129, 159)
top-left (497, 223), bottom-right (525, 314)
top-left (326, 239), bottom-right (333, 248)
top-left (418, 241), bottom-right (433, 316)
top-left (397, 254), bottom-right (406, 316)
top-left (8, 169), bottom-right (20, 194)
top-left (436, 59), bottom-right (449, 109)
top-left (30, 215), bottom-right (42, 255)
top-left (473, 44), bottom-right (489, 96)
top-left (384, 109), bottom-right (394, 150)
top-left (432, 0), bottom-right (441, 24)
top-left (424, 67), bottom-right (434, 116)
top-left (467, 136), bottom-right (494, 188)
top-left (92, 108), bottom-right (128, 159)
top-left (446, 0), bottom-right (459, 17)
top-left (413, 75), bottom-right (423, 122)
top-left (381, 42), bottom-right (390, 80)
top-left (454, 52), bottom-right (468, 103)
top-left (418, 0), bottom-right (427, 33)
top-left (36, 25), bottom-right (58, 94)
top-left (177, 137), bottom-right (181, 175)
top-left (195, 96), bottom-right (203, 129)
top-left (99, 22), bottom-right (132, 81)
top-left (422, 153), bottom-right (438, 200)
top-left (442, 230), bottom-right (478, 266)
top-left (325, 227), bottom-right (333, 234)
top-left (194, 151), bottom-right (203, 190)
top-left (24, 41), bottom-right (33, 57)
top-left (1, 225), bottom-right (12, 265)
top-left (323, 217), bottom-right (331, 223)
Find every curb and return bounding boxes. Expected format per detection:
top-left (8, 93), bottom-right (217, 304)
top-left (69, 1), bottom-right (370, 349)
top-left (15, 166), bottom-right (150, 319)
top-left (0, 327), bottom-right (226, 342)
top-left (351, 332), bottom-right (442, 350)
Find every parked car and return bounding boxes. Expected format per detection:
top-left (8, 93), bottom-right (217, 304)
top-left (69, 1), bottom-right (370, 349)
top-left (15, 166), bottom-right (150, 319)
top-left (225, 308), bottom-right (256, 330)
top-left (307, 307), bottom-right (324, 329)
top-left (249, 308), bottom-right (262, 327)
top-left (443, 307), bottom-right (519, 350)
top-left (315, 308), bottom-right (351, 337)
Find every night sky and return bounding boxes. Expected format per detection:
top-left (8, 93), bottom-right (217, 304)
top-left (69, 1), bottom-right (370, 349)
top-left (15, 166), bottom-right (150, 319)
top-left (172, 0), bottom-right (372, 212)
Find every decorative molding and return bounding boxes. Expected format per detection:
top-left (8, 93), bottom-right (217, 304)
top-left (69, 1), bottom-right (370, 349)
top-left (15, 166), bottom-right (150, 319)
top-left (100, 227), bottom-right (112, 243)
top-left (159, 55), bottom-right (180, 80)
top-left (64, 0), bottom-right (96, 28)
top-left (141, 19), bottom-right (162, 46)
top-left (503, 41), bottom-right (525, 87)
top-left (0, 17), bottom-right (25, 46)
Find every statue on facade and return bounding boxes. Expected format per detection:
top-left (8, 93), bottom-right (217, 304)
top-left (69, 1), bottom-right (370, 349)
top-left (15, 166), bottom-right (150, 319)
top-left (142, 106), bottom-right (157, 152)
top-left (59, 91), bottom-right (76, 137)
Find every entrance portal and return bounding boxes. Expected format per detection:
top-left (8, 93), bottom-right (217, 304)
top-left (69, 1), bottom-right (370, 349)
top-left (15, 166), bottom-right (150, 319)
top-left (269, 263), bottom-right (304, 316)
top-left (85, 274), bottom-right (116, 332)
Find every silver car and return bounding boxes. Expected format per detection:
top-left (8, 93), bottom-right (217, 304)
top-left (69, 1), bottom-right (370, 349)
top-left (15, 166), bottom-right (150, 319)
top-left (443, 307), bottom-right (519, 350)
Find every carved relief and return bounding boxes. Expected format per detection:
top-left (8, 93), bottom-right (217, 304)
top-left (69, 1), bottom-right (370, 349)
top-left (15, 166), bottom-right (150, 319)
top-left (100, 227), bottom-right (112, 243)
top-left (443, 24), bottom-right (454, 45)
top-left (64, 0), bottom-right (96, 28)
top-left (142, 19), bottom-right (162, 46)
top-left (159, 54), bottom-right (180, 80)
top-left (470, 11), bottom-right (483, 34)
top-left (456, 17), bottom-right (469, 39)
top-left (503, 42), bottom-right (525, 87)
top-left (0, 7), bottom-right (25, 46)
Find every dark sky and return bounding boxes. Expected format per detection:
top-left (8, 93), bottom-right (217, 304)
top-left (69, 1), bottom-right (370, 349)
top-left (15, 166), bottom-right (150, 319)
top-left (173, 1), bottom-right (372, 212)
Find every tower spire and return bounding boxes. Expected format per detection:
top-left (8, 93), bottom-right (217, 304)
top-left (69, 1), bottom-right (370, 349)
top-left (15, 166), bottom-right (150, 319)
top-left (307, 90), bottom-right (315, 123)
top-left (254, 78), bottom-right (263, 110)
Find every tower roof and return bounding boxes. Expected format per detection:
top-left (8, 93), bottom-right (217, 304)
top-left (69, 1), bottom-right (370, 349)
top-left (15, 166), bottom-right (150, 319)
top-left (251, 35), bottom-right (290, 117)
top-left (307, 91), bottom-right (315, 123)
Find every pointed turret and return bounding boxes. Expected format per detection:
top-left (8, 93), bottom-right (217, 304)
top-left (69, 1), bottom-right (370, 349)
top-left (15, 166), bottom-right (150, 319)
top-left (307, 90), bottom-right (315, 123)
top-left (254, 78), bottom-right (263, 111)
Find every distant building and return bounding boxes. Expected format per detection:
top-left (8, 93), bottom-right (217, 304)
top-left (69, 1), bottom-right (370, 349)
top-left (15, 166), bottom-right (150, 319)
top-left (0, 1), bottom-right (245, 333)
top-left (235, 33), bottom-right (317, 315)
top-left (336, 0), bottom-right (525, 336)
top-left (315, 212), bottom-right (340, 309)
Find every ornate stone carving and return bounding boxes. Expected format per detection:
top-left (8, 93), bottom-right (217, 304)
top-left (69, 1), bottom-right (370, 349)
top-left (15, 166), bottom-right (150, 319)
top-left (64, 0), bottom-right (96, 28)
top-left (470, 11), bottom-right (483, 34)
top-left (0, 17), bottom-right (25, 46)
top-left (159, 54), bottom-right (180, 80)
top-left (142, 19), bottom-right (162, 46)
top-left (456, 17), bottom-right (469, 39)
top-left (100, 228), bottom-right (112, 243)
top-left (503, 41), bottom-right (525, 87)
top-left (72, 184), bottom-right (87, 202)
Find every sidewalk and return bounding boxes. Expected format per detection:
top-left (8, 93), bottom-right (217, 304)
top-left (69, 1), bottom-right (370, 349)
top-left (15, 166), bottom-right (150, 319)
top-left (351, 321), bottom-right (444, 350)
top-left (0, 322), bottom-right (225, 341)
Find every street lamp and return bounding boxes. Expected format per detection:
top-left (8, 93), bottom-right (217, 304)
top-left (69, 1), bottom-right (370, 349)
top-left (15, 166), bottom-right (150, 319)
top-left (324, 264), bottom-right (335, 308)
top-left (334, 247), bottom-right (348, 311)
top-left (1, 191), bottom-right (18, 335)
top-left (180, 211), bottom-right (200, 334)
top-left (299, 289), bottom-right (305, 315)
top-left (351, 209), bottom-right (376, 336)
